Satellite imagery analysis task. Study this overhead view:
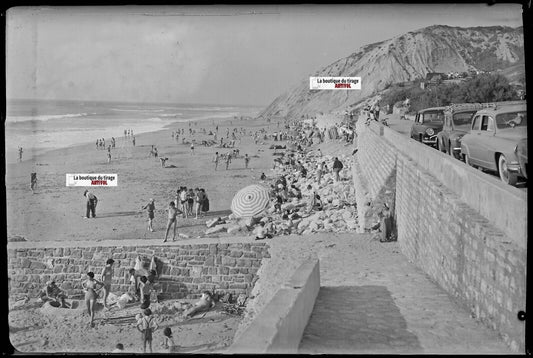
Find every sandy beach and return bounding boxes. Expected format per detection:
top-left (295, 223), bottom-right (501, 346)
top-left (6, 115), bottom-right (284, 244)
top-left (7, 111), bottom-right (354, 354)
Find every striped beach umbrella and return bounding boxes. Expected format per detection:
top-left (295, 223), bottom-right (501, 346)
top-left (231, 184), bottom-right (271, 218)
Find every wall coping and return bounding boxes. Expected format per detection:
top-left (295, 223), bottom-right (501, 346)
top-left (228, 258), bottom-right (320, 354)
top-left (7, 236), bottom-right (257, 250)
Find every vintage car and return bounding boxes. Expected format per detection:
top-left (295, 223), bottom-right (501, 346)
top-left (436, 103), bottom-right (486, 159)
top-left (410, 107), bottom-right (446, 147)
top-left (460, 101), bottom-right (527, 185)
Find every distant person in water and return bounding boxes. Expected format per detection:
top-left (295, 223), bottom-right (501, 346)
top-left (18, 147), bottom-right (23, 162)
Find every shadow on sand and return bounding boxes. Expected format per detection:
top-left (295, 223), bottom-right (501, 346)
top-left (299, 285), bottom-right (422, 354)
top-left (94, 211), bottom-right (140, 218)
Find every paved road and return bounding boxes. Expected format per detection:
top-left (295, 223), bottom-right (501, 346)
top-left (293, 234), bottom-right (511, 354)
top-left (382, 115), bottom-right (527, 190)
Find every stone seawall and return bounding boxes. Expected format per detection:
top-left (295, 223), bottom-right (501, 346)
top-left (8, 238), bottom-right (269, 300)
top-left (353, 120), bottom-right (526, 352)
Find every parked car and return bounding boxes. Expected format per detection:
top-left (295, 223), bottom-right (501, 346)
top-left (460, 101), bottom-right (527, 185)
top-left (437, 103), bottom-right (489, 159)
top-left (410, 107), bottom-right (446, 147)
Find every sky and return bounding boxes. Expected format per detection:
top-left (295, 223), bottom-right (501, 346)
top-left (6, 4), bottom-right (524, 106)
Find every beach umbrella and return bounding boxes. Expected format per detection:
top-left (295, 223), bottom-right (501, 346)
top-left (231, 184), bottom-right (271, 218)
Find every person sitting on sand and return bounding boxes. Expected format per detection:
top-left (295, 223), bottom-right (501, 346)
top-left (39, 280), bottom-right (69, 308)
top-left (142, 198), bottom-right (156, 232)
top-left (164, 201), bottom-right (178, 242)
top-left (136, 308), bottom-right (159, 354)
top-left (185, 291), bottom-right (216, 318)
top-left (260, 172), bottom-right (267, 180)
top-left (160, 157), bottom-right (168, 167)
top-left (82, 272), bottom-right (105, 327)
top-left (100, 259), bottom-right (115, 310)
top-left (254, 221), bottom-right (272, 240)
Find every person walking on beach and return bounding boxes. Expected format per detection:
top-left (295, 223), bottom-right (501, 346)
top-left (190, 143), bottom-right (195, 155)
top-left (137, 308), bottom-right (159, 354)
top-left (332, 157), bottom-right (344, 182)
top-left (213, 152), bottom-right (220, 170)
top-left (244, 154), bottom-right (250, 169)
top-left (142, 198), bottom-right (155, 232)
top-left (82, 271), bottom-right (104, 327)
top-left (225, 152), bottom-right (232, 170)
top-left (132, 136), bottom-right (136, 146)
top-left (30, 172), bottom-right (37, 194)
top-left (18, 147), bottom-right (23, 162)
top-left (107, 151), bottom-right (111, 163)
top-left (163, 201), bottom-right (178, 242)
top-left (84, 189), bottom-right (98, 218)
top-left (100, 259), bottom-right (115, 310)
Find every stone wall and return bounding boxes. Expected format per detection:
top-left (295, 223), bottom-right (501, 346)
top-left (353, 120), bottom-right (526, 352)
top-left (8, 240), bottom-right (269, 300)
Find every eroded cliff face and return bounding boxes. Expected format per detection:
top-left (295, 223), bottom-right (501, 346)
top-left (260, 25), bottom-right (524, 119)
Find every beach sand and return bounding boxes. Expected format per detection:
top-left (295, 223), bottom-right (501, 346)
top-left (6, 116), bottom-right (282, 243)
top-left (7, 113), bottom-right (341, 354)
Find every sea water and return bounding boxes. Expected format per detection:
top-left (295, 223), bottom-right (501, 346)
top-left (5, 98), bottom-right (261, 164)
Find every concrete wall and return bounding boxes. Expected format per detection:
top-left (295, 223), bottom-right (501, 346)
top-left (229, 259), bottom-right (320, 354)
top-left (7, 238), bottom-right (269, 299)
top-left (353, 120), bottom-right (527, 352)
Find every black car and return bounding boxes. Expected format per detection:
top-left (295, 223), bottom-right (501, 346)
top-left (410, 107), bottom-right (446, 147)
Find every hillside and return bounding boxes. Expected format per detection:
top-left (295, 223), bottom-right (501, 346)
top-left (259, 25), bottom-right (525, 118)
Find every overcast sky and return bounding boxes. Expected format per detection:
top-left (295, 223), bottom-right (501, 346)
top-left (6, 4), bottom-right (524, 106)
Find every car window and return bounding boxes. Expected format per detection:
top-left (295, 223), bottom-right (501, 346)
top-left (480, 116), bottom-right (493, 131)
top-left (422, 111), bottom-right (444, 124)
top-left (471, 115), bottom-right (480, 130)
top-left (453, 111), bottom-right (475, 126)
top-left (495, 111), bottom-right (527, 128)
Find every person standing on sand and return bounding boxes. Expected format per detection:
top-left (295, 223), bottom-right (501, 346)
top-left (194, 188), bottom-right (206, 219)
top-left (225, 152), bottom-right (232, 170)
top-left (179, 187), bottom-right (188, 218)
top-left (142, 198), bottom-right (155, 232)
top-left (190, 143), bottom-right (195, 155)
top-left (30, 172), bottom-right (37, 193)
top-left (100, 259), bottom-right (115, 310)
top-left (107, 151), bottom-right (111, 163)
top-left (133, 136), bottom-right (136, 146)
top-left (84, 189), bottom-right (98, 218)
top-left (244, 154), bottom-right (250, 169)
top-left (213, 152), bottom-right (219, 170)
top-left (82, 271), bottom-right (104, 327)
top-left (18, 147), bottom-right (23, 162)
top-left (187, 188), bottom-right (194, 216)
top-left (137, 308), bottom-right (158, 354)
top-left (163, 201), bottom-right (178, 242)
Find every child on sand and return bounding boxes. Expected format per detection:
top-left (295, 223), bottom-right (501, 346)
top-left (164, 201), bottom-right (178, 242)
top-left (112, 343), bottom-right (124, 353)
top-left (100, 259), bottom-right (115, 310)
top-left (136, 308), bottom-right (159, 354)
top-left (142, 198), bottom-right (155, 232)
top-left (162, 327), bottom-right (177, 353)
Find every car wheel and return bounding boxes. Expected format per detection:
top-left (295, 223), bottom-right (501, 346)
top-left (498, 155), bottom-right (518, 186)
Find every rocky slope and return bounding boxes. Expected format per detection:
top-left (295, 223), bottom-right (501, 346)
top-left (260, 25), bottom-right (524, 118)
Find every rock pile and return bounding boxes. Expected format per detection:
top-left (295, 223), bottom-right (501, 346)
top-left (204, 150), bottom-right (358, 238)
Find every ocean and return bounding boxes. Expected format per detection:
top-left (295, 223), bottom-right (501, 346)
top-left (5, 98), bottom-right (261, 164)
